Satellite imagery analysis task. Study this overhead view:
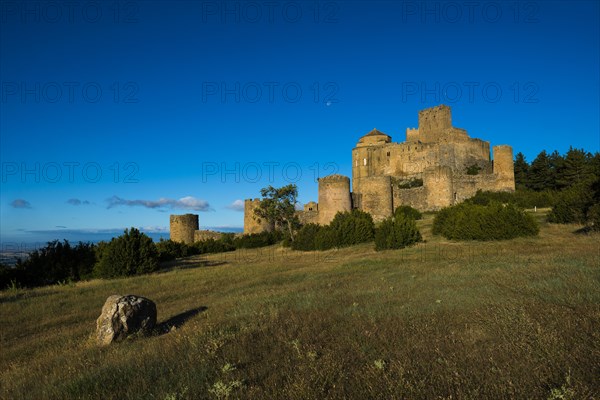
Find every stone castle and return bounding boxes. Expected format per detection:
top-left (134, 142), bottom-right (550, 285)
top-left (170, 105), bottom-right (515, 241)
top-left (244, 104), bottom-right (514, 233)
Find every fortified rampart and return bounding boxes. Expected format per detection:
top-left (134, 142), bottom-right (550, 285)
top-left (194, 230), bottom-right (223, 242)
top-left (245, 104), bottom-right (515, 231)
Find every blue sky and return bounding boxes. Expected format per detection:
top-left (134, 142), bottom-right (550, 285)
top-left (1, 0), bottom-right (599, 246)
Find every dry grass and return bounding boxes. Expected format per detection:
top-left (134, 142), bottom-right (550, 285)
top-left (1, 213), bottom-right (599, 399)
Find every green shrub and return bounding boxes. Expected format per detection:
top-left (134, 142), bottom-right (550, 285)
top-left (328, 209), bottom-right (375, 247)
top-left (155, 239), bottom-right (195, 261)
top-left (0, 263), bottom-right (27, 290)
top-left (394, 205), bottom-right (422, 220)
top-left (94, 228), bottom-right (159, 278)
top-left (192, 239), bottom-right (235, 254)
top-left (467, 189), bottom-right (555, 209)
top-left (233, 231), bottom-right (282, 249)
top-left (587, 203), bottom-right (600, 231)
top-left (292, 224), bottom-right (324, 251)
top-left (375, 214), bottom-right (422, 251)
top-left (433, 202), bottom-right (539, 240)
top-left (466, 164), bottom-right (481, 175)
top-left (315, 226), bottom-right (338, 251)
top-left (10, 240), bottom-right (96, 288)
top-left (292, 223), bottom-right (337, 251)
top-left (547, 183), bottom-right (594, 224)
top-left (395, 178), bottom-right (423, 189)
top-left (291, 210), bottom-right (375, 251)
top-left (220, 233), bottom-right (236, 246)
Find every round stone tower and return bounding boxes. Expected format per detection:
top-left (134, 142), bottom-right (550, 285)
top-left (318, 174), bottom-right (352, 225)
top-left (358, 175), bottom-right (393, 222)
top-left (170, 214), bottom-right (199, 244)
top-left (493, 145), bottom-right (515, 191)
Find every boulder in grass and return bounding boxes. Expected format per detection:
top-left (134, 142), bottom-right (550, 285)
top-left (96, 294), bottom-right (157, 345)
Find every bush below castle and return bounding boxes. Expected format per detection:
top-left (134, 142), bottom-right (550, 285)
top-left (375, 214), bottom-right (422, 251)
top-left (432, 202), bottom-right (539, 241)
top-left (292, 210), bottom-right (375, 251)
top-left (466, 189), bottom-right (555, 209)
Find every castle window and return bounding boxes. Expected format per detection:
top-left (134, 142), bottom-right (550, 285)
top-left (355, 160), bottom-right (358, 167)
top-left (387, 152), bottom-right (390, 157)
top-left (363, 158), bottom-right (367, 166)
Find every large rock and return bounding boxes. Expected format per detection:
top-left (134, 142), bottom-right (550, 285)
top-left (96, 294), bottom-right (157, 345)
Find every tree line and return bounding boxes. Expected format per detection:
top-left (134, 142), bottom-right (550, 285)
top-left (514, 147), bottom-right (599, 192)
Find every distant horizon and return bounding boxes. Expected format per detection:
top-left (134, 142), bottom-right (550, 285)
top-left (0, 226), bottom-right (244, 250)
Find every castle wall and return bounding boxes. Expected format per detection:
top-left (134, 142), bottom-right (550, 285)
top-left (244, 198), bottom-right (274, 234)
top-left (318, 175), bottom-right (352, 225)
top-left (392, 186), bottom-right (426, 211)
top-left (353, 138), bottom-right (490, 184)
top-left (297, 210), bottom-right (319, 225)
top-left (492, 145), bottom-right (515, 191)
top-left (424, 166), bottom-right (454, 210)
top-left (452, 174), bottom-right (503, 203)
top-left (358, 175), bottom-right (393, 222)
top-left (305, 202), bottom-right (317, 211)
top-left (170, 214), bottom-right (199, 244)
top-left (406, 128), bottom-right (419, 141)
top-left (194, 230), bottom-right (223, 242)
top-left (393, 172), bottom-right (508, 212)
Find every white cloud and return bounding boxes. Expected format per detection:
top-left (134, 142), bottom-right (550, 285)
top-left (106, 195), bottom-right (211, 211)
top-left (226, 199), bottom-right (245, 212)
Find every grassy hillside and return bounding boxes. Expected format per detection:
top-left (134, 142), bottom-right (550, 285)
top-left (1, 213), bottom-right (599, 399)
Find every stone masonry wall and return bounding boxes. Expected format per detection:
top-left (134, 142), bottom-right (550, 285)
top-left (243, 198), bottom-right (274, 234)
top-left (170, 214), bottom-right (199, 244)
top-left (318, 175), bottom-right (352, 225)
top-left (492, 145), bottom-right (516, 191)
top-left (358, 175), bottom-right (393, 222)
top-left (194, 230), bottom-right (223, 242)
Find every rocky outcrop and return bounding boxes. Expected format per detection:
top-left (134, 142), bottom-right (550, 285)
top-left (96, 294), bottom-right (157, 345)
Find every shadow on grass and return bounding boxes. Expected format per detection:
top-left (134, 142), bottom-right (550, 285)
top-left (155, 306), bottom-right (208, 335)
top-left (573, 226), bottom-right (597, 235)
top-left (158, 257), bottom-right (229, 273)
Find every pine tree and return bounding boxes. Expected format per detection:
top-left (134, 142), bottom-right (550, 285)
top-left (557, 147), bottom-right (594, 189)
top-left (528, 150), bottom-right (552, 191)
top-left (513, 152), bottom-right (529, 190)
top-left (548, 150), bottom-right (564, 190)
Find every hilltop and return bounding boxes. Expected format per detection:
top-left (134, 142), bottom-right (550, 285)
top-left (1, 213), bottom-right (598, 399)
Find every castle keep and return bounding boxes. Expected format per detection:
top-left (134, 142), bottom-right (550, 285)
top-left (245, 104), bottom-right (515, 233)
